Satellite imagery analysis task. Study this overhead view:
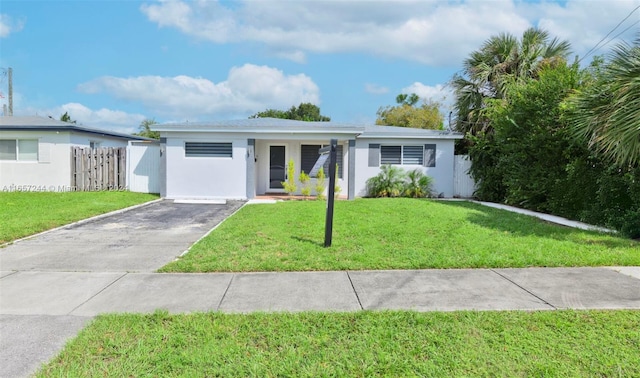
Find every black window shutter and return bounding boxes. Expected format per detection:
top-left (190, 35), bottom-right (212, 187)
top-left (368, 144), bottom-right (380, 167)
top-left (424, 144), bottom-right (436, 167)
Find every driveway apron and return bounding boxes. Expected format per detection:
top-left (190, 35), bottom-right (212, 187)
top-left (0, 199), bottom-right (244, 378)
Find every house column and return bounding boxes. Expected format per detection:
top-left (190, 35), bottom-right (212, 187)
top-left (348, 139), bottom-right (356, 200)
top-left (246, 138), bottom-right (256, 199)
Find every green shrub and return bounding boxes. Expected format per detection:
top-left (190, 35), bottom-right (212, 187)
top-left (366, 165), bottom-right (433, 198)
top-left (299, 172), bottom-right (311, 199)
top-left (404, 169), bottom-right (434, 198)
top-left (281, 159), bottom-right (297, 196)
top-left (467, 63), bottom-right (640, 238)
top-left (315, 167), bottom-right (326, 200)
top-left (334, 164), bottom-right (342, 198)
top-left (366, 165), bottom-right (406, 197)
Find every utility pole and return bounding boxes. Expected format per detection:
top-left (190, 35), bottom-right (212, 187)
top-left (8, 67), bottom-right (13, 116)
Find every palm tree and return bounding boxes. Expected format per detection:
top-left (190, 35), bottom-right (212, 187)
top-left (568, 34), bottom-right (640, 167)
top-left (451, 28), bottom-right (571, 135)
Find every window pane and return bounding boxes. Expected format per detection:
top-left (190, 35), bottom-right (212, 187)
top-left (185, 142), bottom-right (232, 157)
top-left (403, 146), bottom-right (423, 165)
top-left (301, 144), bottom-right (321, 174)
top-left (0, 140), bottom-right (17, 160)
top-left (18, 140), bottom-right (38, 161)
top-left (380, 145), bottom-right (401, 164)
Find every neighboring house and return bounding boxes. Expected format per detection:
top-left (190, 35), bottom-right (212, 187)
top-left (153, 118), bottom-right (463, 200)
top-left (0, 116), bottom-right (151, 190)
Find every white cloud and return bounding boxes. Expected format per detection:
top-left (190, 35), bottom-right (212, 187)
top-left (58, 103), bottom-right (147, 133)
top-left (402, 82), bottom-right (456, 124)
top-left (140, 0), bottom-right (640, 66)
top-left (77, 64), bottom-right (321, 119)
top-left (533, 0), bottom-right (640, 61)
top-left (16, 103), bottom-right (147, 134)
top-left (365, 83), bottom-right (389, 95)
top-left (402, 83), bottom-right (450, 103)
top-left (0, 14), bottom-right (24, 38)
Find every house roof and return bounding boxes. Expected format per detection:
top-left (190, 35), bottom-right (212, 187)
top-left (152, 118), bottom-right (463, 139)
top-left (152, 118), bottom-right (365, 135)
top-left (0, 116), bottom-right (152, 141)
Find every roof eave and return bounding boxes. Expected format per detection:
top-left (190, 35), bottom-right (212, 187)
top-left (0, 125), bottom-right (151, 141)
top-left (361, 134), bottom-right (464, 140)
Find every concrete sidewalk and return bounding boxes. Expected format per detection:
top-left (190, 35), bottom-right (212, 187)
top-left (1, 267), bottom-right (639, 316)
top-left (2, 268), bottom-right (639, 378)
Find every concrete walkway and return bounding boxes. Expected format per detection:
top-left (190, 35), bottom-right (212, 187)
top-left (1, 199), bottom-right (639, 377)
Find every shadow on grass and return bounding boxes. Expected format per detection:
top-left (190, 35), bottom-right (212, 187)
top-left (291, 236), bottom-right (325, 248)
top-left (439, 201), bottom-right (638, 250)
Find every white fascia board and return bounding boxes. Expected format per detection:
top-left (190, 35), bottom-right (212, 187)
top-left (359, 133), bottom-right (464, 140)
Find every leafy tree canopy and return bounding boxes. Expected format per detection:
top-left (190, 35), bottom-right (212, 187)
top-left (376, 93), bottom-right (443, 130)
top-left (451, 27), bottom-right (571, 136)
top-left (250, 103), bottom-right (330, 121)
top-left (134, 118), bottom-right (160, 139)
top-left (566, 33), bottom-right (640, 167)
top-left (60, 112), bottom-right (77, 124)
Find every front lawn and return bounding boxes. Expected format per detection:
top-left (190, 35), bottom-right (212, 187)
top-left (0, 191), bottom-right (159, 244)
top-left (38, 310), bottom-right (640, 377)
top-left (160, 198), bottom-right (639, 272)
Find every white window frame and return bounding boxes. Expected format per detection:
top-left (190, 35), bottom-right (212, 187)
top-left (0, 139), bottom-right (39, 161)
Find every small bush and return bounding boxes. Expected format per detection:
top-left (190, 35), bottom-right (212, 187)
top-left (366, 165), bottom-right (433, 198)
top-left (299, 172), bottom-right (311, 199)
top-left (366, 165), bottom-right (405, 197)
top-left (404, 169), bottom-right (434, 198)
top-left (281, 159), bottom-right (297, 196)
top-left (315, 167), bottom-right (326, 200)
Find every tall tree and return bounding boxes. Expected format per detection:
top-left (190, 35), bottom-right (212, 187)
top-left (134, 118), bottom-right (160, 139)
top-left (376, 93), bottom-right (443, 130)
top-left (60, 112), bottom-right (77, 124)
top-left (451, 27), bottom-right (571, 135)
top-left (250, 103), bottom-right (330, 121)
top-left (567, 33), bottom-right (640, 167)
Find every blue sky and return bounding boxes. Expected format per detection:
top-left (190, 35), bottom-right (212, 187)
top-left (1, 0), bottom-right (639, 133)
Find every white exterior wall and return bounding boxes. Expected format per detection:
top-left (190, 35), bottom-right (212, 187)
top-left (0, 130), bottom-right (72, 189)
top-left (164, 133), bottom-right (248, 200)
top-left (254, 139), bottom-right (348, 197)
top-left (353, 138), bottom-right (457, 197)
top-left (1, 130), bottom-right (136, 190)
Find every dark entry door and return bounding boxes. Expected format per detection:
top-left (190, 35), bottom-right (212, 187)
top-left (269, 145), bottom-right (286, 190)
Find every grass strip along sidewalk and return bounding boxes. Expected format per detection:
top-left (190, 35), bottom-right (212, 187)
top-left (0, 191), bottom-right (158, 244)
top-left (38, 310), bottom-right (640, 377)
top-left (161, 198), bottom-right (639, 272)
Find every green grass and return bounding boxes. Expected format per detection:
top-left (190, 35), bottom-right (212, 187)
top-left (160, 198), bottom-right (639, 272)
top-left (0, 191), bottom-right (159, 244)
top-left (38, 310), bottom-right (640, 377)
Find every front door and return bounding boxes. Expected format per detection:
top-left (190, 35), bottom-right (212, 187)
top-left (269, 145), bottom-right (286, 191)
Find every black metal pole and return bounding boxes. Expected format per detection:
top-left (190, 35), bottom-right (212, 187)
top-left (324, 139), bottom-right (337, 247)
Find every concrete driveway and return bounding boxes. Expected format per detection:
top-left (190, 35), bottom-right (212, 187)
top-left (0, 200), bottom-right (245, 272)
top-left (0, 199), bottom-right (244, 378)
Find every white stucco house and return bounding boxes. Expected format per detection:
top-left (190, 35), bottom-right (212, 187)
top-left (0, 116), bottom-right (151, 190)
top-left (153, 118), bottom-right (463, 200)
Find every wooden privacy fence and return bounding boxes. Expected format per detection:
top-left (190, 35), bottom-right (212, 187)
top-left (71, 147), bottom-right (126, 191)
